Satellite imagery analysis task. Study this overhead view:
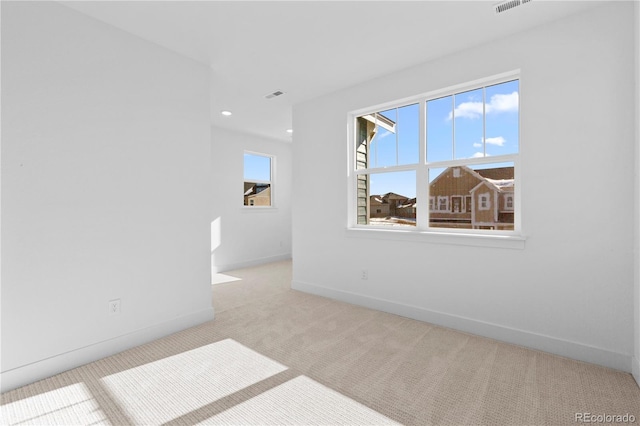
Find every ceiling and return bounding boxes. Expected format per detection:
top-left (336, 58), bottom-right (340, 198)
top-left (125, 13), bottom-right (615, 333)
top-left (60, 1), bottom-right (603, 142)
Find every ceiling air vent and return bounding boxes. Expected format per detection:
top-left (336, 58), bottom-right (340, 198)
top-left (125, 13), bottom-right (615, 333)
top-left (265, 90), bottom-right (285, 99)
top-left (494, 0), bottom-right (531, 14)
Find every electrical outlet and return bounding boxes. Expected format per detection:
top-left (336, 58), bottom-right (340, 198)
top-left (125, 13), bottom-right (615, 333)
top-left (108, 299), bottom-right (121, 316)
top-left (361, 269), bottom-right (368, 280)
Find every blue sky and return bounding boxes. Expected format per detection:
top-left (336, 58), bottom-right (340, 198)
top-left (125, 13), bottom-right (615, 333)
top-left (244, 153), bottom-right (271, 182)
top-left (368, 80), bottom-right (519, 198)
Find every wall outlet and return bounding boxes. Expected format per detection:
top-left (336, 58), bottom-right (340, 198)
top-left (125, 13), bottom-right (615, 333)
top-left (361, 269), bottom-right (368, 280)
top-left (108, 299), bottom-right (121, 316)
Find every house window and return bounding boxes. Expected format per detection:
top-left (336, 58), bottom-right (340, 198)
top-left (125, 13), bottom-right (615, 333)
top-left (352, 74), bottom-right (519, 234)
top-left (451, 196), bottom-right (462, 213)
top-left (505, 194), bottom-right (514, 210)
top-left (478, 193), bottom-right (490, 210)
top-left (438, 196), bottom-right (448, 211)
top-left (244, 152), bottom-right (273, 207)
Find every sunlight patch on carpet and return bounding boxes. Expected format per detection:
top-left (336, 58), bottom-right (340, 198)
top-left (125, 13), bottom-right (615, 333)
top-left (100, 339), bottom-right (286, 425)
top-left (211, 273), bottom-right (242, 285)
top-left (1, 382), bottom-right (109, 425)
top-left (200, 375), bottom-right (401, 425)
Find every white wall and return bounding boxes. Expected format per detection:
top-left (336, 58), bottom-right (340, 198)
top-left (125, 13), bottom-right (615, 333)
top-left (293, 2), bottom-right (637, 372)
top-left (210, 126), bottom-right (292, 274)
top-left (1, 2), bottom-right (213, 391)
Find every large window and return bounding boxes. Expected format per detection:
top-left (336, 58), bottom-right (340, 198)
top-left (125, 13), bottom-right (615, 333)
top-left (352, 75), bottom-right (519, 234)
top-left (244, 152), bottom-right (273, 207)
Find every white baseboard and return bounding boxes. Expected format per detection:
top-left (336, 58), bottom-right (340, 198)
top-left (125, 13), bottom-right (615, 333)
top-left (292, 280), bottom-right (631, 373)
top-left (0, 307), bottom-right (215, 393)
top-left (633, 357), bottom-right (640, 387)
top-left (212, 253), bottom-right (291, 275)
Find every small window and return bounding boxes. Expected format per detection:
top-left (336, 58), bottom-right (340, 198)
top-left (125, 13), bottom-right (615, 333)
top-left (451, 196), bottom-right (462, 213)
top-left (244, 152), bottom-right (273, 207)
top-left (479, 193), bottom-right (490, 210)
top-left (438, 196), bottom-right (448, 211)
top-left (505, 194), bottom-right (514, 210)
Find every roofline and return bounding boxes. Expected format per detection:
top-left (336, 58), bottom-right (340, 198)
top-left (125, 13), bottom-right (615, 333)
top-left (429, 164), bottom-right (486, 187)
top-left (360, 112), bottom-right (396, 133)
top-left (470, 180), bottom-right (499, 193)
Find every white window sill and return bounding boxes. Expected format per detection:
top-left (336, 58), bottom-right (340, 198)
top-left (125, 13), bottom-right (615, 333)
top-left (345, 227), bottom-right (525, 249)
top-left (241, 206), bottom-right (279, 212)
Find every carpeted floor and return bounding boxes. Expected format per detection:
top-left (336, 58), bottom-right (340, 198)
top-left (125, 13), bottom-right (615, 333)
top-left (2, 259), bottom-right (639, 425)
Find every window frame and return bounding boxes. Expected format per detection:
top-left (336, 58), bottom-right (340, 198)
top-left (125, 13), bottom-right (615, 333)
top-left (347, 71), bottom-right (523, 248)
top-left (243, 150), bottom-right (275, 209)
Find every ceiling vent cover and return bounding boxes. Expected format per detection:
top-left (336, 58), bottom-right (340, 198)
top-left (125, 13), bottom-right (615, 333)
top-left (265, 90), bottom-right (285, 99)
top-left (495, 0), bottom-right (531, 14)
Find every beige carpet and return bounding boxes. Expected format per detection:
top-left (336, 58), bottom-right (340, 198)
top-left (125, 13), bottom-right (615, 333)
top-left (2, 260), bottom-right (639, 425)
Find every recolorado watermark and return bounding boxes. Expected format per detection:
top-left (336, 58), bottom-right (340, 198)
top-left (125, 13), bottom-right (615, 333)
top-left (575, 413), bottom-right (636, 423)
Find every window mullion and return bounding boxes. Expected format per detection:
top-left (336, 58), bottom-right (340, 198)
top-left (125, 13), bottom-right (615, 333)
top-left (374, 114), bottom-right (378, 167)
top-left (426, 154), bottom-right (518, 169)
top-left (396, 108), bottom-right (400, 166)
top-left (416, 101), bottom-right (429, 230)
top-left (483, 86), bottom-right (486, 158)
top-left (354, 164), bottom-right (418, 175)
top-left (451, 95), bottom-right (456, 160)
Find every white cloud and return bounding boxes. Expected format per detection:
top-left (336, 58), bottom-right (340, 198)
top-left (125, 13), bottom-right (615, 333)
top-left (485, 136), bottom-right (506, 146)
top-left (472, 152), bottom-right (487, 158)
top-left (375, 129), bottom-right (393, 140)
top-left (487, 92), bottom-right (519, 114)
top-left (473, 136), bottom-right (505, 149)
top-left (448, 101), bottom-right (483, 120)
top-left (447, 91), bottom-right (518, 120)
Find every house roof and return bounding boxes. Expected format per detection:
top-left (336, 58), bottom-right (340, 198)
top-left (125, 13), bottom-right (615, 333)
top-left (475, 167), bottom-right (514, 181)
top-left (398, 198), bottom-right (417, 208)
top-left (486, 178), bottom-right (514, 190)
top-left (360, 112), bottom-right (396, 134)
top-left (383, 192), bottom-right (405, 198)
top-left (429, 165), bottom-right (485, 188)
top-left (370, 192), bottom-right (413, 204)
top-left (247, 186), bottom-right (270, 199)
top-left (429, 165), bottom-right (515, 193)
top-left (244, 183), bottom-right (270, 197)
top-left (470, 178), bottom-right (514, 194)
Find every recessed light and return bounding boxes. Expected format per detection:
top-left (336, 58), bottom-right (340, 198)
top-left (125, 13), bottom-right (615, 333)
top-left (286, 129), bottom-right (293, 134)
top-left (221, 110), bottom-right (232, 116)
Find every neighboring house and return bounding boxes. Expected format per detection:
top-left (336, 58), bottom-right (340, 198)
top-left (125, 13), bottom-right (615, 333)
top-left (369, 194), bottom-right (391, 217)
top-left (244, 183), bottom-right (271, 206)
top-left (368, 166), bottom-right (514, 230)
top-left (430, 165), bottom-right (514, 230)
top-left (369, 192), bottom-right (416, 219)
